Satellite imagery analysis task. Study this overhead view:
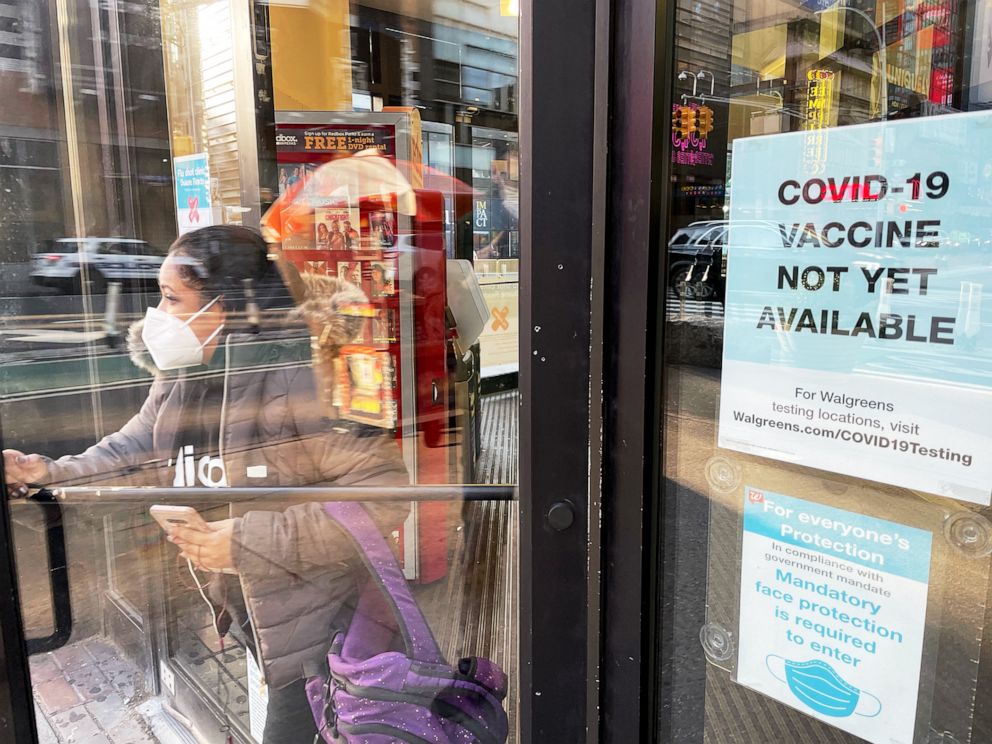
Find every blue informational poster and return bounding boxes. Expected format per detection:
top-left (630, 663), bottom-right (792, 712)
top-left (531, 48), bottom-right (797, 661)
top-left (174, 153), bottom-right (214, 234)
top-left (737, 488), bottom-right (932, 744)
top-left (718, 111), bottom-right (992, 505)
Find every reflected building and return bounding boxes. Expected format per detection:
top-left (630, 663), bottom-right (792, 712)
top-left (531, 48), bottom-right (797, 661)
top-left (669, 0), bottom-right (966, 234)
top-left (0, 1), bottom-right (65, 264)
top-left (349, 2), bottom-right (519, 260)
top-left (0, 0), bottom-right (518, 267)
top-left (0, 1), bottom-right (172, 266)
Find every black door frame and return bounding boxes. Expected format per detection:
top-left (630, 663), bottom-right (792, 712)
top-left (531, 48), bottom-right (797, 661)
top-left (598, 0), bottom-right (676, 740)
top-left (518, 0), bottom-right (610, 740)
top-left (0, 416), bottom-right (40, 743)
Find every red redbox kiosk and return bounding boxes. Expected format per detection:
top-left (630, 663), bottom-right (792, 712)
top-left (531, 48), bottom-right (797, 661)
top-left (262, 109), bottom-right (461, 583)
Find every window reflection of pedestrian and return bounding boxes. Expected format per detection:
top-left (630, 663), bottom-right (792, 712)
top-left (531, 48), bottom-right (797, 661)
top-left (475, 170), bottom-right (519, 261)
top-left (474, 231), bottom-right (503, 260)
top-left (3, 226), bottom-right (409, 743)
top-left (493, 171), bottom-right (519, 220)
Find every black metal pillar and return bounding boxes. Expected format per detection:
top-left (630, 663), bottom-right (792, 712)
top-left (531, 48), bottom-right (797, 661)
top-left (600, 0), bottom-right (675, 741)
top-left (519, 0), bottom-right (605, 740)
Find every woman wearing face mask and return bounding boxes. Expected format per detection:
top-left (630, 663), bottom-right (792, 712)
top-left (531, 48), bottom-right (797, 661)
top-left (3, 225), bottom-right (410, 742)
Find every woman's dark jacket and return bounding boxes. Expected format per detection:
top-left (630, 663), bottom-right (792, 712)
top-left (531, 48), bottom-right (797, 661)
top-left (44, 274), bottom-right (410, 688)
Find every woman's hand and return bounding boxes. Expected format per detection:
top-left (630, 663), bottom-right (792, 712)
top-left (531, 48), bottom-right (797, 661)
top-left (3, 450), bottom-right (50, 498)
top-left (169, 519), bottom-right (236, 572)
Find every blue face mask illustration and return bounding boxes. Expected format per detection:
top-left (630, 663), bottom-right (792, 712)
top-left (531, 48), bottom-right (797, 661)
top-left (766, 656), bottom-right (881, 719)
top-left (784, 659), bottom-right (860, 717)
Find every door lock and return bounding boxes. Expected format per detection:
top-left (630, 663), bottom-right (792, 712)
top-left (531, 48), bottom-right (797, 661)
top-left (547, 500), bottom-right (576, 531)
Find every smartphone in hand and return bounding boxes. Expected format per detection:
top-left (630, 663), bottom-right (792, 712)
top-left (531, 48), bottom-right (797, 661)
top-left (150, 504), bottom-right (211, 532)
top-left (150, 505), bottom-right (236, 574)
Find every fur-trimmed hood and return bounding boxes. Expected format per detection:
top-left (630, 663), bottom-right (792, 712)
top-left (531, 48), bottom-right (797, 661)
top-left (127, 272), bottom-right (369, 375)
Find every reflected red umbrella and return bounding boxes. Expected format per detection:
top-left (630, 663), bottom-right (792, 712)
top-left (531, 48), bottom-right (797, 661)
top-left (261, 149), bottom-right (476, 246)
top-left (260, 150), bottom-right (475, 416)
top-left (407, 160), bottom-right (479, 197)
top-left (263, 150), bottom-right (410, 245)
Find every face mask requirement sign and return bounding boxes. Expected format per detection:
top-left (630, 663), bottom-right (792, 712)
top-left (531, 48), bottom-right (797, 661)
top-left (717, 111), bottom-right (992, 505)
top-left (736, 487), bottom-right (931, 744)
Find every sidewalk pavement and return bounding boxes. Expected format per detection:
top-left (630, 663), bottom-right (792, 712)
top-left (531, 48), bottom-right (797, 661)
top-left (31, 638), bottom-right (153, 744)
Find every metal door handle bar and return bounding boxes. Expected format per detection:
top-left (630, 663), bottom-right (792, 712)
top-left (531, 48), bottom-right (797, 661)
top-left (44, 484), bottom-right (518, 505)
top-left (11, 484), bottom-right (516, 655)
top-left (20, 490), bottom-right (73, 655)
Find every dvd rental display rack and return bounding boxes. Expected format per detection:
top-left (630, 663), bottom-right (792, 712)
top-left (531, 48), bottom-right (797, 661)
top-left (273, 109), bottom-right (455, 583)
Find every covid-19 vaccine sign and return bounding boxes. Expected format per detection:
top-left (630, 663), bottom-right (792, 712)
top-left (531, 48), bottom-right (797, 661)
top-left (718, 111), bottom-right (992, 504)
top-left (737, 488), bottom-right (931, 744)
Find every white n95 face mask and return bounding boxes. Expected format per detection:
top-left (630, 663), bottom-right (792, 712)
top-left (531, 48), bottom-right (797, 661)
top-left (141, 296), bottom-right (224, 370)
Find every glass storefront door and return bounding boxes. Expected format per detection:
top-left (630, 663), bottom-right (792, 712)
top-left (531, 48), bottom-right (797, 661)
top-left (0, 1), bottom-right (600, 742)
top-left (654, 0), bottom-right (992, 743)
top-left (19, 0), bottom-right (989, 741)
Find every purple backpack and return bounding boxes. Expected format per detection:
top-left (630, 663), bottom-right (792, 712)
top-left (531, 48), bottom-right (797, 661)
top-left (306, 501), bottom-right (510, 743)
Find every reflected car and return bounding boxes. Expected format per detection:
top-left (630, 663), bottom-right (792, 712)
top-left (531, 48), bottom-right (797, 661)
top-left (667, 220), bottom-right (814, 301)
top-left (667, 221), bottom-right (729, 301)
top-left (30, 238), bottom-right (163, 294)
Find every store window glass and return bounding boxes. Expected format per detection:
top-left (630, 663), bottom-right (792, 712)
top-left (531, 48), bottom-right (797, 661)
top-left (1, 1), bottom-right (518, 742)
top-left (660, 1), bottom-right (992, 743)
